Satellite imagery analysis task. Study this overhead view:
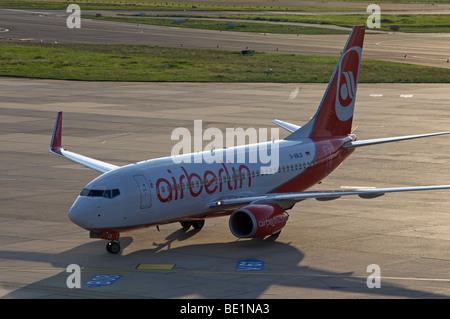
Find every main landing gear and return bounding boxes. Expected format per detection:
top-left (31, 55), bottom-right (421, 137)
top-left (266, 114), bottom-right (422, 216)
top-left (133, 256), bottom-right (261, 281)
top-left (180, 219), bottom-right (205, 230)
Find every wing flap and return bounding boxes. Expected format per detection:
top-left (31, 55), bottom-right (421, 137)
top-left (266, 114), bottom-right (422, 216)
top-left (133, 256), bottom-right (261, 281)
top-left (49, 112), bottom-right (119, 174)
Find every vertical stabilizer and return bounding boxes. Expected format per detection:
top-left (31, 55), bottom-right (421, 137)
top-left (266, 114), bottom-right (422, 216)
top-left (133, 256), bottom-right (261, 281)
top-left (286, 25), bottom-right (365, 140)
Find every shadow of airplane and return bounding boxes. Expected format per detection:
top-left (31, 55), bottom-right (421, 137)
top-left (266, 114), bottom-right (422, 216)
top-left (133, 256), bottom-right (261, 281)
top-left (1, 227), bottom-right (449, 299)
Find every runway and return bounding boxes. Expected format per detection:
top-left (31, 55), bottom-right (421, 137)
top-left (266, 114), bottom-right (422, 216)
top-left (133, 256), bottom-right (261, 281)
top-left (1, 78), bottom-right (450, 298)
top-left (1, 9), bottom-right (450, 68)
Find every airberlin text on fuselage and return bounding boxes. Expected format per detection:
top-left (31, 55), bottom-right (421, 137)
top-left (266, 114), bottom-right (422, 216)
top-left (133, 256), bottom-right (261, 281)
top-left (156, 163), bottom-right (251, 203)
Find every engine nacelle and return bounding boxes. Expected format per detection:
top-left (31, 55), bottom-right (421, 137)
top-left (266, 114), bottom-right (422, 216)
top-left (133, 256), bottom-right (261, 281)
top-left (229, 204), bottom-right (289, 238)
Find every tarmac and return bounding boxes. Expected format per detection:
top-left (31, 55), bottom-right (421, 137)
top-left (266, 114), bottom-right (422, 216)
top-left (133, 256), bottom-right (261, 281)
top-left (1, 7), bottom-right (450, 300)
top-left (1, 78), bottom-right (450, 299)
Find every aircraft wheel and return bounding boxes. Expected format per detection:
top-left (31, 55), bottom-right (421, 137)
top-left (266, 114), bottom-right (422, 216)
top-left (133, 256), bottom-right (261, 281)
top-left (180, 221), bottom-right (191, 229)
top-left (270, 230), bottom-right (281, 237)
top-left (192, 220), bottom-right (205, 230)
top-left (106, 241), bottom-right (121, 254)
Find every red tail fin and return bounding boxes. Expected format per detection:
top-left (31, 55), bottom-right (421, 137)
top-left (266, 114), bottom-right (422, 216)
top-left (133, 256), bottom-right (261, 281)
top-left (286, 25), bottom-right (365, 139)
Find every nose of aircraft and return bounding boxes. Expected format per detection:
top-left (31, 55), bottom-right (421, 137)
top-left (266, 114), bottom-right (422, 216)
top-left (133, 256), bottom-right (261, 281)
top-left (68, 198), bottom-right (94, 229)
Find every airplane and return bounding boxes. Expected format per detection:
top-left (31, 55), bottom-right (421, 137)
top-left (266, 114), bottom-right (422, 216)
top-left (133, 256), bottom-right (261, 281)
top-left (50, 25), bottom-right (450, 254)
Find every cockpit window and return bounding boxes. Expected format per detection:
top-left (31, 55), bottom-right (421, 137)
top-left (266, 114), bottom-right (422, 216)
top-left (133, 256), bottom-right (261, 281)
top-left (80, 188), bottom-right (120, 199)
top-left (112, 189), bottom-right (120, 198)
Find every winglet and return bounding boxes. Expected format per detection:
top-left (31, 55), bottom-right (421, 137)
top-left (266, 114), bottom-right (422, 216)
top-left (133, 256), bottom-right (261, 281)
top-left (48, 112), bottom-right (120, 173)
top-left (50, 111), bottom-right (63, 156)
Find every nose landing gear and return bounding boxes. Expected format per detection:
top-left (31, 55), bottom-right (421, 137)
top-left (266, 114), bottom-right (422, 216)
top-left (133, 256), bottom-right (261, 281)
top-left (90, 231), bottom-right (121, 254)
top-left (92, 220), bottom-right (206, 254)
top-left (106, 240), bottom-right (121, 254)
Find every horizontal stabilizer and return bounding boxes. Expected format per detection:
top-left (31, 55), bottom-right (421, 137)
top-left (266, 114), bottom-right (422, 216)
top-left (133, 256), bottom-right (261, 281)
top-left (272, 119), bottom-right (301, 133)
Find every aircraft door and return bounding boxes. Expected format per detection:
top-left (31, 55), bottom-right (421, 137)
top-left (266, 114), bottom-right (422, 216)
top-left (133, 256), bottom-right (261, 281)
top-left (133, 175), bottom-right (152, 209)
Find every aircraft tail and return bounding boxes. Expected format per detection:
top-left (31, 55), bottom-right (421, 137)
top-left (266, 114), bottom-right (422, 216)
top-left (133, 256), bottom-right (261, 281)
top-left (286, 25), bottom-right (365, 140)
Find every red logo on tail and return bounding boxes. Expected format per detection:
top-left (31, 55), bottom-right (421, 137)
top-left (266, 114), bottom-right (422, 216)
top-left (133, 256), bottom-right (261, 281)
top-left (335, 47), bottom-right (361, 122)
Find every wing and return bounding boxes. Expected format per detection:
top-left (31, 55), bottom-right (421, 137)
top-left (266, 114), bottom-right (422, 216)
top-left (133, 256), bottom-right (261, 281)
top-left (209, 185), bottom-right (450, 210)
top-left (343, 132), bottom-right (450, 149)
top-left (49, 112), bottom-right (119, 174)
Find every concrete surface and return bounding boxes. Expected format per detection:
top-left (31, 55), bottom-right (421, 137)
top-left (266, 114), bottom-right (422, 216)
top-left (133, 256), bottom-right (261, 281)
top-left (1, 78), bottom-right (450, 299)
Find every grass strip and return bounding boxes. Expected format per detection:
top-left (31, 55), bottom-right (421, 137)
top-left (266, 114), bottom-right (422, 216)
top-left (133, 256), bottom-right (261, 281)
top-left (88, 13), bottom-right (450, 34)
top-left (1, 42), bottom-right (449, 83)
top-left (85, 15), bottom-right (349, 35)
top-left (213, 14), bottom-right (450, 33)
top-left (0, 0), bottom-right (360, 11)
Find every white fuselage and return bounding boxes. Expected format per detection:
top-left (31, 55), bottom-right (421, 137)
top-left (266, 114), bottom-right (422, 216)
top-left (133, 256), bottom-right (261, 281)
top-left (68, 137), bottom-right (347, 233)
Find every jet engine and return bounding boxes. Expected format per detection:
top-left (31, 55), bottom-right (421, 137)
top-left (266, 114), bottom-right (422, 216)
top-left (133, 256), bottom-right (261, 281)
top-left (229, 204), bottom-right (289, 238)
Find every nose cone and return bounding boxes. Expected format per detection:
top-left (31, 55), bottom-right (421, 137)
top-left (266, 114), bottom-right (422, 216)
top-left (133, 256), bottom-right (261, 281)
top-left (69, 198), bottom-right (94, 229)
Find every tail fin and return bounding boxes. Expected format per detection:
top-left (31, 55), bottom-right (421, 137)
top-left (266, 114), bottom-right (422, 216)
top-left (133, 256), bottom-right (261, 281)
top-left (286, 25), bottom-right (365, 140)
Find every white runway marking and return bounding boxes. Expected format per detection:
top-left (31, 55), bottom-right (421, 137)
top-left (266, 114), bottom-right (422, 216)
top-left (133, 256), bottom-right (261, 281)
top-left (289, 86), bottom-right (301, 100)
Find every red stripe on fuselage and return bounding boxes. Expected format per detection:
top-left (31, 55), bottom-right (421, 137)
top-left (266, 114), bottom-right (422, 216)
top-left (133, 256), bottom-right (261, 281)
top-left (270, 137), bottom-right (354, 193)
